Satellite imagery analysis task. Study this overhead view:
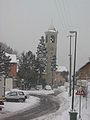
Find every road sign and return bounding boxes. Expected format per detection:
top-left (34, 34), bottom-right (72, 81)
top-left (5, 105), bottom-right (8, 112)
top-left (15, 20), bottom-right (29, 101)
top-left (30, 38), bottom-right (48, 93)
top-left (76, 89), bottom-right (85, 96)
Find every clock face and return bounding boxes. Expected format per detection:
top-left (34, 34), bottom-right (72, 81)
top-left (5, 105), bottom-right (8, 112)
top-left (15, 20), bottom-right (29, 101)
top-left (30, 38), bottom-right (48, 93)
top-left (50, 35), bottom-right (55, 43)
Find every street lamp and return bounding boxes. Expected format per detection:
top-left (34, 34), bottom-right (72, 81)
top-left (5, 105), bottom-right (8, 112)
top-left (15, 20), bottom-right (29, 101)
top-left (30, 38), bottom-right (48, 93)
top-left (69, 31), bottom-right (78, 120)
top-left (70, 31), bottom-right (77, 110)
top-left (67, 35), bottom-right (73, 96)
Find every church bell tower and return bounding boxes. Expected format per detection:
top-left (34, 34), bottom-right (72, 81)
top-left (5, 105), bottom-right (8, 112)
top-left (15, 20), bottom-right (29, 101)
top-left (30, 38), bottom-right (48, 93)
top-left (45, 25), bottom-right (58, 85)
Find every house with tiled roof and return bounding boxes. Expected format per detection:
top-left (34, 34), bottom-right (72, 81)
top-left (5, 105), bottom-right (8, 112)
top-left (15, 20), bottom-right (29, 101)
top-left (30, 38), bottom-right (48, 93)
top-left (76, 61), bottom-right (90, 82)
top-left (55, 66), bottom-right (68, 87)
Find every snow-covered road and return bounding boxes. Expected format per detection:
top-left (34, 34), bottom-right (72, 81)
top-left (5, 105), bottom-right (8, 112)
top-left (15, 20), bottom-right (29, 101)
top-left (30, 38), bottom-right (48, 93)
top-left (0, 96), bottom-right (40, 120)
top-left (0, 84), bottom-right (90, 120)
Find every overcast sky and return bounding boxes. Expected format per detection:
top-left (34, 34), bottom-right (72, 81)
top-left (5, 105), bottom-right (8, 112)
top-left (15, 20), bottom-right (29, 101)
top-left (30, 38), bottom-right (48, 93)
top-left (0, 0), bottom-right (90, 70)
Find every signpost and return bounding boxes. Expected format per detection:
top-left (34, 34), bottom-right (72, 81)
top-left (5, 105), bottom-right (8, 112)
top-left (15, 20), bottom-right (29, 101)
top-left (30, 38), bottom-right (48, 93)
top-left (69, 31), bottom-right (78, 120)
top-left (76, 79), bottom-right (88, 120)
top-left (76, 86), bottom-right (82, 120)
top-left (76, 89), bottom-right (85, 96)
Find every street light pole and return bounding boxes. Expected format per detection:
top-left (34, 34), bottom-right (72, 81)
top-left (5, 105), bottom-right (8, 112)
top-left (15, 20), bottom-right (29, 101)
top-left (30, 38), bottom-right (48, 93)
top-left (70, 31), bottom-right (77, 110)
top-left (69, 31), bottom-right (78, 120)
top-left (67, 35), bottom-right (73, 96)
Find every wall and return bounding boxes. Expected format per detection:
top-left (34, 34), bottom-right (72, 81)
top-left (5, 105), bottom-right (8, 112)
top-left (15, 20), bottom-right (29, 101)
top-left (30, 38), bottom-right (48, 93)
top-left (5, 78), bottom-right (13, 91)
top-left (77, 62), bottom-right (90, 82)
top-left (8, 63), bottom-right (17, 79)
top-left (55, 71), bottom-right (66, 86)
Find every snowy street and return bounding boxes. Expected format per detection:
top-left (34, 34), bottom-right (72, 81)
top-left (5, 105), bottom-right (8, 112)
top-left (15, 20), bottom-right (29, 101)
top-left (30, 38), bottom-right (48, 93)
top-left (0, 1), bottom-right (90, 119)
top-left (0, 90), bottom-right (60, 120)
top-left (0, 84), bottom-right (90, 120)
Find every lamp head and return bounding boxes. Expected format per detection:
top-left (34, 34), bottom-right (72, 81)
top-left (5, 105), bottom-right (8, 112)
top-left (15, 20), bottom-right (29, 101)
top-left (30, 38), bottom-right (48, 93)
top-left (69, 31), bottom-right (77, 34)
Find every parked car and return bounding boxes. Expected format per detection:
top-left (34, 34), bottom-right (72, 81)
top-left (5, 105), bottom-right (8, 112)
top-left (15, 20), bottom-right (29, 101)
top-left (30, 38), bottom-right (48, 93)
top-left (36, 85), bottom-right (42, 90)
top-left (5, 91), bottom-right (27, 102)
top-left (45, 85), bottom-right (52, 90)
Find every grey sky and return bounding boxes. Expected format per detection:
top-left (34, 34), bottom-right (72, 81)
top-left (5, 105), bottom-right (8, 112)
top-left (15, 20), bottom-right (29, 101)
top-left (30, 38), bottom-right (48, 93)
top-left (0, 0), bottom-right (90, 70)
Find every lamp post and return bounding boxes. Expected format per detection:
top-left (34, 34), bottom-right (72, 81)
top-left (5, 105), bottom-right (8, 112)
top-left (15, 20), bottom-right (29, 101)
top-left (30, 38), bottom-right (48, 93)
top-left (67, 35), bottom-right (73, 96)
top-left (69, 31), bottom-right (78, 120)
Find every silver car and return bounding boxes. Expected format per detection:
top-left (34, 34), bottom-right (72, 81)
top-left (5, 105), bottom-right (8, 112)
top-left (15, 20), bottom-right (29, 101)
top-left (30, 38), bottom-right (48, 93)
top-left (5, 91), bottom-right (27, 102)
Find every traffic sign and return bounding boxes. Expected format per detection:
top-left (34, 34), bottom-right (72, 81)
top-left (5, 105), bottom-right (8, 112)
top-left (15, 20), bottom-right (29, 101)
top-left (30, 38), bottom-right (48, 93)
top-left (76, 89), bottom-right (85, 96)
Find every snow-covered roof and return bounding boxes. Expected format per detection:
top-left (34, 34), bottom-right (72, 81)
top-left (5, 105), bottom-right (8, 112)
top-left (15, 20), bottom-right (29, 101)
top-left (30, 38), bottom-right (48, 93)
top-left (56, 66), bottom-right (67, 72)
top-left (5, 53), bottom-right (17, 63)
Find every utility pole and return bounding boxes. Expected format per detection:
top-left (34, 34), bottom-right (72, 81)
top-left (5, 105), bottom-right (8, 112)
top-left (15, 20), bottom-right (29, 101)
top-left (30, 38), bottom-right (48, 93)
top-left (69, 31), bottom-right (78, 120)
top-left (68, 35), bottom-right (73, 96)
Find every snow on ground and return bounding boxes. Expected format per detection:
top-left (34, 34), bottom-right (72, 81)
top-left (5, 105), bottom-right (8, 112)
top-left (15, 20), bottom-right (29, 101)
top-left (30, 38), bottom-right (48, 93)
top-left (4, 96), bottom-right (39, 112)
top-left (23, 89), bottom-right (54, 95)
top-left (0, 89), bottom-right (54, 119)
top-left (0, 95), bottom-right (40, 119)
top-left (33, 84), bottom-right (90, 120)
top-left (0, 83), bottom-right (90, 120)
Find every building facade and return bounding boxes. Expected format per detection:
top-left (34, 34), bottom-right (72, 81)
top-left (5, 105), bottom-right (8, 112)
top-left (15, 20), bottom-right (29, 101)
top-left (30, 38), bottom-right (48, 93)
top-left (55, 66), bottom-right (68, 86)
top-left (45, 25), bottom-right (58, 85)
top-left (55, 71), bottom-right (65, 86)
top-left (76, 61), bottom-right (90, 82)
top-left (8, 63), bottom-right (17, 79)
top-left (6, 53), bottom-right (18, 90)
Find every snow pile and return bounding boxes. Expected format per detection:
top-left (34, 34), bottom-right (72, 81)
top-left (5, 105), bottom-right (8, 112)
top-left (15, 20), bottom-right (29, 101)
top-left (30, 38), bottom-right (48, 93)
top-left (0, 92), bottom-right (40, 119)
top-left (56, 66), bottom-right (67, 72)
top-left (23, 89), bottom-right (54, 95)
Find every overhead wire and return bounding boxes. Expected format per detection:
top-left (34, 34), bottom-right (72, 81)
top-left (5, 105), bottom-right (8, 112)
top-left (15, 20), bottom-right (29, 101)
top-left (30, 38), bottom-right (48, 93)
top-left (53, 0), bottom-right (73, 68)
top-left (57, 0), bottom-right (70, 31)
top-left (61, 0), bottom-right (71, 29)
top-left (54, 0), bottom-right (73, 32)
top-left (63, 0), bottom-right (73, 29)
top-left (54, 0), bottom-right (66, 33)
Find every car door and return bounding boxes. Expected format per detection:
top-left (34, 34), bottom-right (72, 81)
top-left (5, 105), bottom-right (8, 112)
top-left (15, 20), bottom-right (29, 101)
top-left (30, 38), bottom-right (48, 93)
top-left (7, 91), bottom-right (18, 100)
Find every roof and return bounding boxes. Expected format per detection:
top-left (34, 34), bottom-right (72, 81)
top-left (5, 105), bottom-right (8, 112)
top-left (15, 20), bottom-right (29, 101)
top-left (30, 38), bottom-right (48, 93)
top-left (5, 53), bottom-right (17, 63)
top-left (48, 24), bottom-right (56, 32)
top-left (79, 62), bottom-right (90, 71)
top-left (56, 66), bottom-right (67, 72)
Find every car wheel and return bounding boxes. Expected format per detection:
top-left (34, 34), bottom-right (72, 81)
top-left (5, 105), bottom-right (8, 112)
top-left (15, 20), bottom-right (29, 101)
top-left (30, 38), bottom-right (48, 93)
top-left (18, 98), bottom-right (25, 102)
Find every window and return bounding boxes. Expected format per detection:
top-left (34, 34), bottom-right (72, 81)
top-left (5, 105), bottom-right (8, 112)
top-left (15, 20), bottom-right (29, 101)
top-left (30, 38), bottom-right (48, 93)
top-left (50, 35), bottom-right (55, 43)
top-left (46, 35), bottom-right (48, 43)
top-left (18, 92), bottom-right (24, 95)
top-left (9, 92), bottom-right (17, 96)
